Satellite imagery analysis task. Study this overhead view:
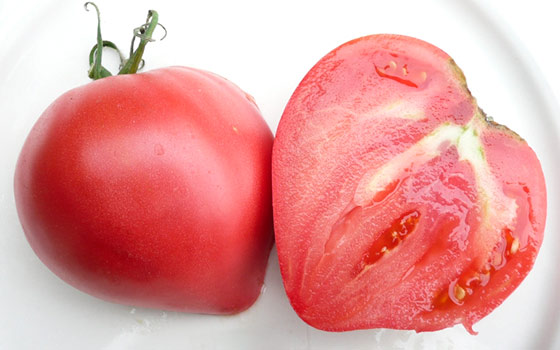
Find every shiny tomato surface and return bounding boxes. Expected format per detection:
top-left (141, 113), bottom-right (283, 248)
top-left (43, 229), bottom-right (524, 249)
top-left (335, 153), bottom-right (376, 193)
top-left (272, 35), bottom-right (546, 333)
top-left (15, 66), bottom-right (274, 314)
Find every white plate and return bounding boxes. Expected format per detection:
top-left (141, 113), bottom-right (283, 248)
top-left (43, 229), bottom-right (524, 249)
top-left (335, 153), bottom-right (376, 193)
top-left (1, 1), bottom-right (559, 349)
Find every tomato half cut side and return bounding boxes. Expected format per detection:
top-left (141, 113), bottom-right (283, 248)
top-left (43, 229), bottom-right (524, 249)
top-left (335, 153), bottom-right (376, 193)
top-left (272, 34), bottom-right (546, 333)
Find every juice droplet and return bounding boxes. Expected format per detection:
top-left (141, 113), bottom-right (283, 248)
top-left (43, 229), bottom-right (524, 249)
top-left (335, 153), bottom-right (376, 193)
top-left (154, 143), bottom-right (165, 156)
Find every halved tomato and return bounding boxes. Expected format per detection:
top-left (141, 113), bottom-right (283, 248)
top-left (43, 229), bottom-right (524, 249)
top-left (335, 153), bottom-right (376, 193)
top-left (272, 34), bottom-right (546, 333)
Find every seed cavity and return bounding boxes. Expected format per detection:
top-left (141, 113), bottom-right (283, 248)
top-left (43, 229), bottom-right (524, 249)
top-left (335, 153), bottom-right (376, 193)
top-left (355, 210), bottom-right (421, 275)
top-left (432, 227), bottom-right (520, 309)
top-left (373, 51), bottom-right (431, 89)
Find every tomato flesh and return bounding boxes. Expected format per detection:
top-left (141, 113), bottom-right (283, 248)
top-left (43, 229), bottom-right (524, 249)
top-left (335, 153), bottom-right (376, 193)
top-left (15, 67), bottom-right (274, 314)
top-left (272, 35), bottom-right (546, 332)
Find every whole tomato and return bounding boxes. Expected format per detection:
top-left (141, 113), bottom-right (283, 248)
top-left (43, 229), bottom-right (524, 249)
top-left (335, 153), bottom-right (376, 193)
top-left (14, 5), bottom-right (274, 314)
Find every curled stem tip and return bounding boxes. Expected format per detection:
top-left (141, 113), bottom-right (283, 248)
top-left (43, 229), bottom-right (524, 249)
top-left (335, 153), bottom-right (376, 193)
top-left (84, 2), bottom-right (99, 13)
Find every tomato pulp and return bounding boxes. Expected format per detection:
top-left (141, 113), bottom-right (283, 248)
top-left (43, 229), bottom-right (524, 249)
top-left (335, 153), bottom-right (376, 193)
top-left (272, 35), bottom-right (546, 332)
top-left (15, 67), bottom-right (274, 314)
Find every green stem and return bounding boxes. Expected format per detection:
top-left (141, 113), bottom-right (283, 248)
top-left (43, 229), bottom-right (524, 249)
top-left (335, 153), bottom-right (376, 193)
top-left (84, 3), bottom-right (163, 80)
top-left (84, 2), bottom-right (106, 80)
top-left (88, 40), bottom-right (125, 78)
top-left (118, 10), bottom-right (159, 75)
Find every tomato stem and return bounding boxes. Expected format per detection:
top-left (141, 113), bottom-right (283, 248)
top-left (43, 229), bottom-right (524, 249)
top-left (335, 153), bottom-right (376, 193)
top-left (118, 10), bottom-right (163, 75)
top-left (84, 2), bottom-right (165, 80)
top-left (88, 40), bottom-right (125, 78)
top-left (84, 2), bottom-right (108, 80)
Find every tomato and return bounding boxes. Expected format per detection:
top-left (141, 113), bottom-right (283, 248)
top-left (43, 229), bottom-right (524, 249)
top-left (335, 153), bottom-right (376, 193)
top-left (272, 34), bottom-right (547, 333)
top-left (15, 66), bottom-right (274, 314)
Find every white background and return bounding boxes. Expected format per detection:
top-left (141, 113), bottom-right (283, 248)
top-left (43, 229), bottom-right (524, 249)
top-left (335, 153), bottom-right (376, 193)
top-left (0, 0), bottom-right (559, 349)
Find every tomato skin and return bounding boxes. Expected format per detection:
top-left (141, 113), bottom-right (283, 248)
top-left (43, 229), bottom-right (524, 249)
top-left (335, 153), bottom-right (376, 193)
top-left (15, 66), bottom-right (274, 314)
top-left (272, 35), bottom-right (546, 332)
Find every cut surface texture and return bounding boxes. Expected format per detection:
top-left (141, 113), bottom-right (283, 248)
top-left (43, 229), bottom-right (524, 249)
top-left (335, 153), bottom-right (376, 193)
top-left (272, 35), bottom-right (546, 333)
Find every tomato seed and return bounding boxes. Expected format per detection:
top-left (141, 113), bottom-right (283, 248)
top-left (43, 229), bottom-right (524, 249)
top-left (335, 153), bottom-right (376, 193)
top-left (454, 284), bottom-right (466, 301)
top-left (510, 238), bottom-right (519, 255)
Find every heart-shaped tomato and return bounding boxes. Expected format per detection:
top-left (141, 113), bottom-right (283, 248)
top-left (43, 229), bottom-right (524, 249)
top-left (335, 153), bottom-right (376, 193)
top-left (272, 34), bottom-right (546, 333)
